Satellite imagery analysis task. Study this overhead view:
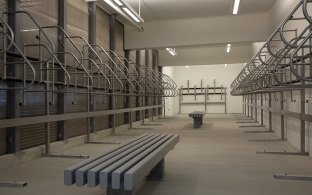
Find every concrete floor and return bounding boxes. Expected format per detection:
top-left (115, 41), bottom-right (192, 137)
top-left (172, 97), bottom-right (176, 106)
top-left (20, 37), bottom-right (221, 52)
top-left (1, 114), bottom-right (312, 195)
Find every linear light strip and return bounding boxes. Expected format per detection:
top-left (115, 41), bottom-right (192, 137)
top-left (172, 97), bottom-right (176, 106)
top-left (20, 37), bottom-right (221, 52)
top-left (123, 7), bottom-right (140, 22)
top-left (233, 0), bottom-right (240, 15)
top-left (113, 0), bottom-right (123, 6)
top-left (166, 48), bottom-right (177, 56)
top-left (226, 44), bottom-right (231, 53)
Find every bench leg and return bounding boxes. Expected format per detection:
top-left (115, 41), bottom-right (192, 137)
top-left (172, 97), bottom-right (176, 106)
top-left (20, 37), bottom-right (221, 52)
top-left (194, 118), bottom-right (201, 128)
top-left (200, 117), bottom-right (203, 125)
top-left (107, 187), bottom-right (134, 195)
top-left (146, 159), bottom-right (165, 180)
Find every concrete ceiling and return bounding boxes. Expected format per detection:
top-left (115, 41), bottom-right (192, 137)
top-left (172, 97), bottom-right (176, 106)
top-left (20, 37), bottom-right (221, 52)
top-left (159, 43), bottom-right (252, 66)
top-left (125, 0), bottom-right (276, 21)
top-left (119, 0), bottom-right (276, 67)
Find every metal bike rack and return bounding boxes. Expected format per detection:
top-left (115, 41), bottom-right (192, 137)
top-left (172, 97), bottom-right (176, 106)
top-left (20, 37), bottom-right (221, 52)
top-left (231, 0), bottom-right (312, 181)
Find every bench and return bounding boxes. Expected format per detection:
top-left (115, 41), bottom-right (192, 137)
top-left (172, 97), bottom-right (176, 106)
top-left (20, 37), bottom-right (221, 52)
top-left (189, 111), bottom-right (206, 128)
top-left (64, 133), bottom-right (179, 195)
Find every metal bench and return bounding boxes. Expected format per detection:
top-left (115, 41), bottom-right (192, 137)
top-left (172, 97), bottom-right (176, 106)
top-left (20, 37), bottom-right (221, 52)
top-left (64, 133), bottom-right (179, 195)
top-left (189, 111), bottom-right (206, 128)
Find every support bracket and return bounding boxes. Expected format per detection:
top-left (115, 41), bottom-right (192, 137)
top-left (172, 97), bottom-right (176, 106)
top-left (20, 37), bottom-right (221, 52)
top-left (256, 150), bottom-right (309, 156)
top-left (0, 181), bottom-right (27, 188)
top-left (273, 173), bottom-right (312, 181)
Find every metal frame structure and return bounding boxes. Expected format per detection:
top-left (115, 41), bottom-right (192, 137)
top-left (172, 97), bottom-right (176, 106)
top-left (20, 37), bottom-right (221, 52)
top-left (230, 0), bottom-right (312, 181)
top-left (179, 79), bottom-right (227, 114)
top-left (0, 2), bottom-right (178, 158)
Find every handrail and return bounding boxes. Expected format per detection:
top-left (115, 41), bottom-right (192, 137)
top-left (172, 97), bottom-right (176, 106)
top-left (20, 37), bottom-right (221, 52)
top-left (0, 14), bottom-right (14, 53)
top-left (106, 50), bottom-right (135, 92)
top-left (69, 36), bottom-right (122, 92)
top-left (230, 0), bottom-right (312, 95)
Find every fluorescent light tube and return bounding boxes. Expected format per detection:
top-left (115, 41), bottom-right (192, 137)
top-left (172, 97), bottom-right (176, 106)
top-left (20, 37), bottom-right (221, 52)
top-left (104, 0), bottom-right (120, 12)
top-left (233, 0), bottom-right (240, 15)
top-left (225, 64), bottom-right (228, 67)
top-left (226, 44), bottom-right (231, 53)
top-left (113, 0), bottom-right (123, 6)
top-left (185, 66), bottom-right (189, 69)
top-left (166, 48), bottom-right (170, 51)
top-left (169, 50), bottom-right (176, 56)
top-left (21, 28), bottom-right (39, 32)
top-left (123, 7), bottom-right (140, 22)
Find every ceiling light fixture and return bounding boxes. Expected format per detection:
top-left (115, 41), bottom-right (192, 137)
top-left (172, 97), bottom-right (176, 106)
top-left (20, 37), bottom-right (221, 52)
top-left (226, 44), bottom-right (231, 53)
top-left (166, 48), bottom-right (177, 56)
top-left (225, 64), bottom-right (228, 67)
top-left (109, 0), bottom-right (144, 23)
top-left (113, 0), bottom-right (123, 6)
top-left (233, 0), bottom-right (240, 15)
top-left (185, 66), bottom-right (189, 69)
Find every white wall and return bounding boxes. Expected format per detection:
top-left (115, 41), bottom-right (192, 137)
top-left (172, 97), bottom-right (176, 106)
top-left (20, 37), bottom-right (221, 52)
top-left (159, 44), bottom-right (251, 67)
top-left (167, 64), bottom-right (244, 114)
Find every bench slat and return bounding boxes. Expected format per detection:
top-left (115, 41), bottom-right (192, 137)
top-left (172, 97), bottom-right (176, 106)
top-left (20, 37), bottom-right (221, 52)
top-left (123, 135), bottom-right (179, 190)
top-left (75, 134), bottom-right (159, 186)
top-left (99, 134), bottom-right (173, 189)
top-left (111, 134), bottom-right (173, 189)
top-left (87, 134), bottom-right (167, 187)
top-left (64, 133), bottom-right (151, 186)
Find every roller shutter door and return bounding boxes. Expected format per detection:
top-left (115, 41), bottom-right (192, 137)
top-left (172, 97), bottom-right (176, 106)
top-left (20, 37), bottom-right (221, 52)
top-left (18, 0), bottom-right (58, 81)
top-left (20, 85), bottom-right (58, 149)
top-left (115, 21), bottom-right (125, 126)
top-left (17, 0), bottom-right (58, 149)
top-left (64, 0), bottom-right (88, 138)
top-left (94, 90), bottom-right (110, 131)
top-left (94, 7), bottom-right (110, 131)
top-left (96, 7), bottom-right (110, 50)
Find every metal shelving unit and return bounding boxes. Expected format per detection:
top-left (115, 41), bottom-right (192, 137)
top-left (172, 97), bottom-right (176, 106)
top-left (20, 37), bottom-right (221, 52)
top-left (178, 80), bottom-right (227, 113)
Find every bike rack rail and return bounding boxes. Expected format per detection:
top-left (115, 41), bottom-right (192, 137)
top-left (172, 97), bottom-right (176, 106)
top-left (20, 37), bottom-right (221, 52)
top-left (231, 0), bottom-right (312, 95)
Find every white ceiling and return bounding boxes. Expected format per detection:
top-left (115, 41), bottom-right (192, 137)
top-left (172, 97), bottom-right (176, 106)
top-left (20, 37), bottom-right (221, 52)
top-left (125, 0), bottom-right (276, 21)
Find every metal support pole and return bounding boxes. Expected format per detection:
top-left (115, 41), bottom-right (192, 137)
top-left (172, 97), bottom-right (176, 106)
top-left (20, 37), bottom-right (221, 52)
top-left (125, 50), bottom-right (132, 128)
top-left (204, 88), bottom-right (207, 112)
top-left (179, 88), bottom-right (182, 114)
top-left (88, 1), bottom-right (96, 135)
top-left (158, 65), bottom-right (162, 116)
top-left (44, 62), bottom-right (50, 155)
top-left (109, 14), bottom-right (117, 132)
top-left (243, 95), bottom-right (245, 115)
top-left (57, 0), bottom-right (67, 141)
top-left (300, 89), bottom-right (306, 152)
top-left (250, 95), bottom-right (254, 119)
top-left (269, 93), bottom-right (272, 131)
top-left (152, 50), bottom-right (157, 118)
top-left (136, 50), bottom-right (141, 121)
top-left (247, 95), bottom-right (250, 117)
top-left (7, 0), bottom-right (21, 154)
top-left (280, 92), bottom-right (285, 140)
top-left (224, 88), bottom-right (227, 114)
top-left (145, 50), bottom-right (149, 119)
top-left (254, 94), bottom-right (257, 122)
top-left (261, 93), bottom-right (264, 125)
